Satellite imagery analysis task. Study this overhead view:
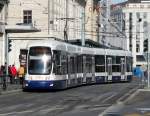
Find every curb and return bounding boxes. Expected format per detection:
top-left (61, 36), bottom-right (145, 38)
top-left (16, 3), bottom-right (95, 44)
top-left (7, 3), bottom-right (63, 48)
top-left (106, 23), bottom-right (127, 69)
top-left (122, 86), bottom-right (150, 104)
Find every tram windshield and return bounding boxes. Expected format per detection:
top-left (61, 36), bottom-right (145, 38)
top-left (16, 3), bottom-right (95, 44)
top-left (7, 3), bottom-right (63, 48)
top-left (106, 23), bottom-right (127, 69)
top-left (28, 47), bottom-right (52, 75)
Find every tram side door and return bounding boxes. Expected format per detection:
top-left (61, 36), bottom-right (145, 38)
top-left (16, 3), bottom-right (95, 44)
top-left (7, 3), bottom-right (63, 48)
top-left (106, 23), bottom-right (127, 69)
top-left (83, 55), bottom-right (86, 83)
top-left (107, 57), bottom-right (112, 81)
top-left (67, 55), bottom-right (71, 86)
top-left (121, 58), bottom-right (125, 80)
top-left (68, 55), bottom-right (77, 86)
top-left (92, 56), bottom-right (95, 82)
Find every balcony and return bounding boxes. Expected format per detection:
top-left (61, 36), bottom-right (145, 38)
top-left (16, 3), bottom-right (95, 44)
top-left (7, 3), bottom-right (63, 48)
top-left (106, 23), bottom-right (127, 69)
top-left (5, 23), bottom-right (40, 33)
top-left (0, 0), bottom-right (9, 11)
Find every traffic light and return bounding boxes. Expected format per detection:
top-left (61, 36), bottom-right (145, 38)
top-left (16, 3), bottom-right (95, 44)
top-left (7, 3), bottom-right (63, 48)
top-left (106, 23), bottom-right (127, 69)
top-left (144, 39), bottom-right (148, 52)
top-left (8, 39), bottom-right (12, 52)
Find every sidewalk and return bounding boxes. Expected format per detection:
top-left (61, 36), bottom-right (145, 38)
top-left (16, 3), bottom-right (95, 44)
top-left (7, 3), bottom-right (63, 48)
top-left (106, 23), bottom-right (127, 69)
top-left (120, 88), bottom-right (150, 116)
top-left (0, 83), bottom-right (22, 95)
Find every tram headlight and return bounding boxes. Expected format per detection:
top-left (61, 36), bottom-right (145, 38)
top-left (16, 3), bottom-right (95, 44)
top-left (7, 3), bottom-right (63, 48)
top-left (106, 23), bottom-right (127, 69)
top-left (42, 54), bottom-right (48, 61)
top-left (49, 83), bottom-right (53, 86)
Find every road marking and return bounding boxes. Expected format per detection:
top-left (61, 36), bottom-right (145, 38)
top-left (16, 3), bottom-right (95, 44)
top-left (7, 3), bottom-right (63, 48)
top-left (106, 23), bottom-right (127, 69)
top-left (91, 92), bottom-right (116, 102)
top-left (98, 102), bottom-right (124, 116)
top-left (0, 110), bottom-right (33, 116)
top-left (117, 86), bottom-right (140, 103)
top-left (99, 85), bottom-right (140, 116)
top-left (101, 94), bottom-right (117, 103)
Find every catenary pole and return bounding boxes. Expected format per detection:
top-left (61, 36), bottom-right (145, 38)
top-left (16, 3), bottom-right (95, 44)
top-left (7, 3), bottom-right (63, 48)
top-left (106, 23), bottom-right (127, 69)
top-left (148, 23), bottom-right (150, 88)
top-left (81, 7), bottom-right (85, 46)
top-left (48, 0), bottom-right (50, 34)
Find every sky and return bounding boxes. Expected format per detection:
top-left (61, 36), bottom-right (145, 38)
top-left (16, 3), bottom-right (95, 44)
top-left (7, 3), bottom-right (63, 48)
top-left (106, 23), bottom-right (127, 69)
top-left (112, 0), bottom-right (127, 4)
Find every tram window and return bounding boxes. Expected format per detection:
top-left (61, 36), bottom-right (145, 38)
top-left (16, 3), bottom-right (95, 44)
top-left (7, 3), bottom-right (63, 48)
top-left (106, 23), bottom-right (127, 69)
top-left (53, 51), bottom-right (61, 74)
top-left (29, 47), bottom-right (51, 56)
top-left (53, 50), bottom-right (67, 75)
top-left (70, 56), bottom-right (75, 74)
top-left (95, 65), bottom-right (105, 72)
top-left (116, 56), bottom-right (121, 64)
top-left (112, 65), bottom-right (120, 72)
top-left (77, 56), bottom-right (83, 73)
top-left (95, 55), bottom-right (105, 65)
top-left (86, 56), bottom-right (92, 73)
top-left (112, 56), bottom-right (116, 64)
top-left (126, 57), bottom-right (132, 72)
top-left (61, 52), bottom-right (67, 75)
top-left (95, 55), bottom-right (105, 72)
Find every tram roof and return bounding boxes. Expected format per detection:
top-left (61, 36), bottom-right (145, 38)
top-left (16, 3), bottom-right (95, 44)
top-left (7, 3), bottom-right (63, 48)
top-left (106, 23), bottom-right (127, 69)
top-left (27, 39), bottom-right (132, 57)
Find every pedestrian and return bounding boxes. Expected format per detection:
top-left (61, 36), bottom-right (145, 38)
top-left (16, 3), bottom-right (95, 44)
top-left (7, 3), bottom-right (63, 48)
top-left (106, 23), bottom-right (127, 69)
top-left (1, 64), bottom-right (6, 89)
top-left (18, 65), bottom-right (25, 85)
top-left (0, 65), bottom-right (3, 76)
top-left (0, 65), bottom-right (3, 84)
top-left (10, 64), bottom-right (17, 84)
top-left (8, 65), bottom-right (13, 84)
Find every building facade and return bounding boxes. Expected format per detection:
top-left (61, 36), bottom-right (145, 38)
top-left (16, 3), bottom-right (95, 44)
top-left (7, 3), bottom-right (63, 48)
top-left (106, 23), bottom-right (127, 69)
top-left (99, 0), bottom-right (125, 50)
top-left (85, 0), bottom-right (98, 42)
top-left (2, 0), bottom-right (125, 68)
top-left (111, 0), bottom-right (150, 67)
top-left (5, 0), bottom-right (85, 68)
top-left (0, 0), bottom-right (9, 66)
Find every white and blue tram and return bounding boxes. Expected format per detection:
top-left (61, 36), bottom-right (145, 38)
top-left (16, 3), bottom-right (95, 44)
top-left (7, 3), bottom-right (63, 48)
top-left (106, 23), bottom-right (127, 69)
top-left (23, 39), bottom-right (132, 90)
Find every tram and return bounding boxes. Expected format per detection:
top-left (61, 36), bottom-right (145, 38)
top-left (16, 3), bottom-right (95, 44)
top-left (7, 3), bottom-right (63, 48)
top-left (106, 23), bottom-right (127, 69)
top-left (23, 39), bottom-right (132, 90)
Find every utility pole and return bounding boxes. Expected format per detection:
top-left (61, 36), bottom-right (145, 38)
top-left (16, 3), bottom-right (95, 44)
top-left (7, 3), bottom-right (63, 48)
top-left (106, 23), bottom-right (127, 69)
top-left (64, 0), bottom-right (68, 42)
top-left (48, 0), bottom-right (50, 34)
top-left (98, 1), bottom-right (102, 43)
top-left (148, 23), bottom-right (150, 88)
top-left (3, 0), bottom-right (9, 90)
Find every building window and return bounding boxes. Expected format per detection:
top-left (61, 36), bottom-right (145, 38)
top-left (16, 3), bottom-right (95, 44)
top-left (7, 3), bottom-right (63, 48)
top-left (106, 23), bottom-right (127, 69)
top-left (129, 13), bottom-right (132, 31)
top-left (143, 12), bottom-right (147, 19)
top-left (136, 55), bottom-right (145, 62)
top-left (143, 21), bottom-right (148, 28)
top-left (136, 44), bottom-right (140, 53)
top-left (23, 10), bottom-right (32, 24)
top-left (136, 12), bottom-right (140, 19)
top-left (129, 13), bottom-right (132, 21)
top-left (129, 44), bottom-right (132, 51)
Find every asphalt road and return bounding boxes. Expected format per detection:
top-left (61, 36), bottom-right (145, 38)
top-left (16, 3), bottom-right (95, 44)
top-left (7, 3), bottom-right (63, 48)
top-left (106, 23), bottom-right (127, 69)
top-left (0, 81), bottom-right (140, 116)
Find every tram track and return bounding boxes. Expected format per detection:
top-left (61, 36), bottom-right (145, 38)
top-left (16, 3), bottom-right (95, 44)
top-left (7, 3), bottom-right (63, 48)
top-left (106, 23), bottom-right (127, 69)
top-left (99, 83), bottom-right (141, 116)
